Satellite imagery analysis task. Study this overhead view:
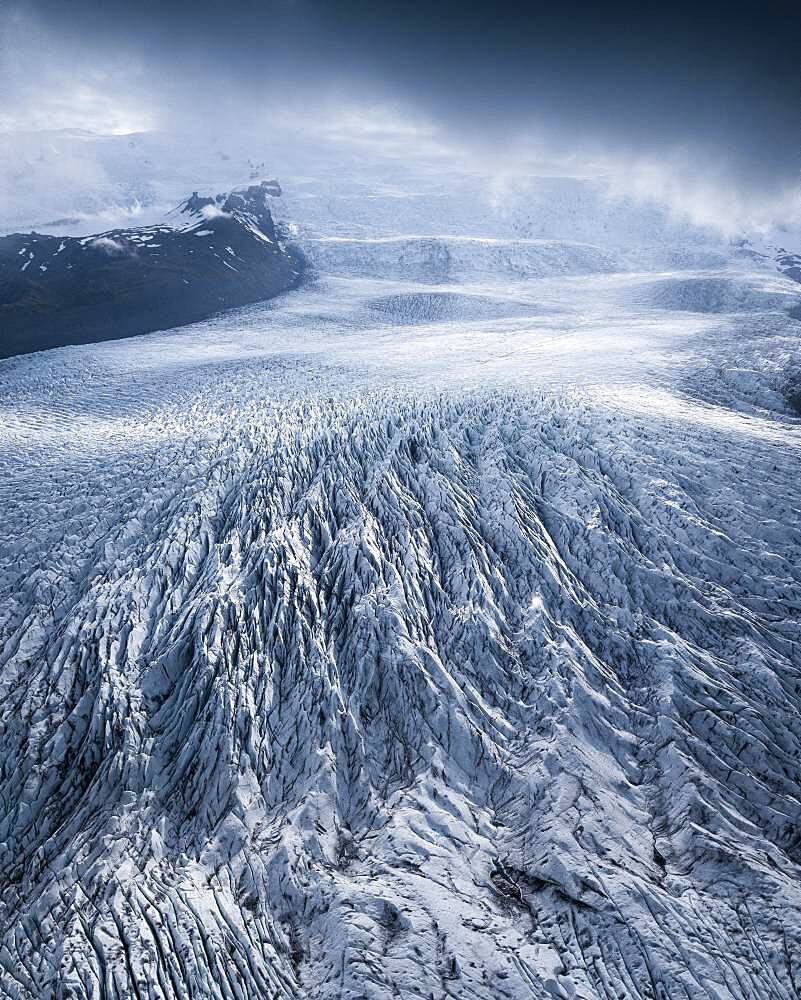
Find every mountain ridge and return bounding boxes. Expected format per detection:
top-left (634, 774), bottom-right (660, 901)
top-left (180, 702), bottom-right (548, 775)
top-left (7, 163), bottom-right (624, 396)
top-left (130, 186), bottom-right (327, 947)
top-left (0, 180), bottom-right (303, 358)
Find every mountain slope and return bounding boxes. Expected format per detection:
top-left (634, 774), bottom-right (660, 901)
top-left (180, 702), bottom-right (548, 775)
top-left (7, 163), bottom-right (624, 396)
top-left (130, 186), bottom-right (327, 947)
top-left (0, 181), bottom-right (303, 358)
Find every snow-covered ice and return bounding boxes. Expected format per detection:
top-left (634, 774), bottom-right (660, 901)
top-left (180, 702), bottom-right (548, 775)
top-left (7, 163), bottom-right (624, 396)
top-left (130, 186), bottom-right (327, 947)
top-left (1, 166), bottom-right (801, 1000)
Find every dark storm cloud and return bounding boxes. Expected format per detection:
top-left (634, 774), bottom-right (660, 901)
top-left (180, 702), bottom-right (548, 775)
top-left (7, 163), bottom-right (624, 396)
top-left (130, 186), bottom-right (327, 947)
top-left (6, 1), bottom-right (801, 192)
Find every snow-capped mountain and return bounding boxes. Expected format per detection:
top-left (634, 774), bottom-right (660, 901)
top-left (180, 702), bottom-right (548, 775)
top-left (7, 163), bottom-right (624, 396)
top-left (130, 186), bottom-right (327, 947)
top-left (0, 180), bottom-right (303, 358)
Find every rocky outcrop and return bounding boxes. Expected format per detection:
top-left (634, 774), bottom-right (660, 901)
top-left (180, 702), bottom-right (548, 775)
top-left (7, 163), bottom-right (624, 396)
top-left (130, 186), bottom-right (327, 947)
top-left (0, 180), bottom-right (303, 358)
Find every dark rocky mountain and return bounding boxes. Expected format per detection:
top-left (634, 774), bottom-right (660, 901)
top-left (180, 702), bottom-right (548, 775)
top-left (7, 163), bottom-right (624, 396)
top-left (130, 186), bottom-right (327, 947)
top-left (0, 180), bottom-right (303, 358)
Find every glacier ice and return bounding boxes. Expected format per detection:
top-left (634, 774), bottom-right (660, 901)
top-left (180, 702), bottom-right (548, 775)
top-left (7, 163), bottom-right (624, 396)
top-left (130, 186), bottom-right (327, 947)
top-left (1, 169), bottom-right (801, 999)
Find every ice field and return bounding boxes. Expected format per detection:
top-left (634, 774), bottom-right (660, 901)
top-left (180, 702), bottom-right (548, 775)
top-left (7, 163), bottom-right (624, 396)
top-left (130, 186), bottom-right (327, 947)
top-left (2, 158), bottom-right (801, 999)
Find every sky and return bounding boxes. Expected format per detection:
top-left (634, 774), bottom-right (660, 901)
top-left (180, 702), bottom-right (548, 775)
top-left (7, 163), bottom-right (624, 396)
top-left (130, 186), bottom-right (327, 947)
top-left (1, 1), bottom-right (799, 230)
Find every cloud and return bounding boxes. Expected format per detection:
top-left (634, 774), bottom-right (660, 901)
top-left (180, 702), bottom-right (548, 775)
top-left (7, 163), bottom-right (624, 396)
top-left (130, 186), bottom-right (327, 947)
top-left (1, 1), bottom-right (799, 235)
top-left (194, 204), bottom-right (237, 222)
top-left (89, 236), bottom-right (131, 255)
top-left (603, 155), bottom-right (801, 238)
top-left (0, 7), bottom-right (155, 134)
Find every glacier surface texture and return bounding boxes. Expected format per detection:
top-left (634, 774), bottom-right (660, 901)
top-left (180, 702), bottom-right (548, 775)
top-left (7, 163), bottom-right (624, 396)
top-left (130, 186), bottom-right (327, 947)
top-left (1, 161), bottom-right (801, 999)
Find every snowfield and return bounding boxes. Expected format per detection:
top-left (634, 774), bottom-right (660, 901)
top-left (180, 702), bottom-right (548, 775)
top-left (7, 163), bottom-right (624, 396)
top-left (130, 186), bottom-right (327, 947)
top-left (2, 166), bottom-right (801, 999)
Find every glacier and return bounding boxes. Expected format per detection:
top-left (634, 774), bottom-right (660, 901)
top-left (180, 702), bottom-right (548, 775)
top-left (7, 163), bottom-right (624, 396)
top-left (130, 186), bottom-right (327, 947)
top-left (1, 161), bottom-right (801, 1000)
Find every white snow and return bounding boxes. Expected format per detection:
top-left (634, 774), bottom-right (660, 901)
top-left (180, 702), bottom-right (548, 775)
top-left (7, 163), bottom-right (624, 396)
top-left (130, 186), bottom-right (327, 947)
top-left (1, 162), bottom-right (801, 1000)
